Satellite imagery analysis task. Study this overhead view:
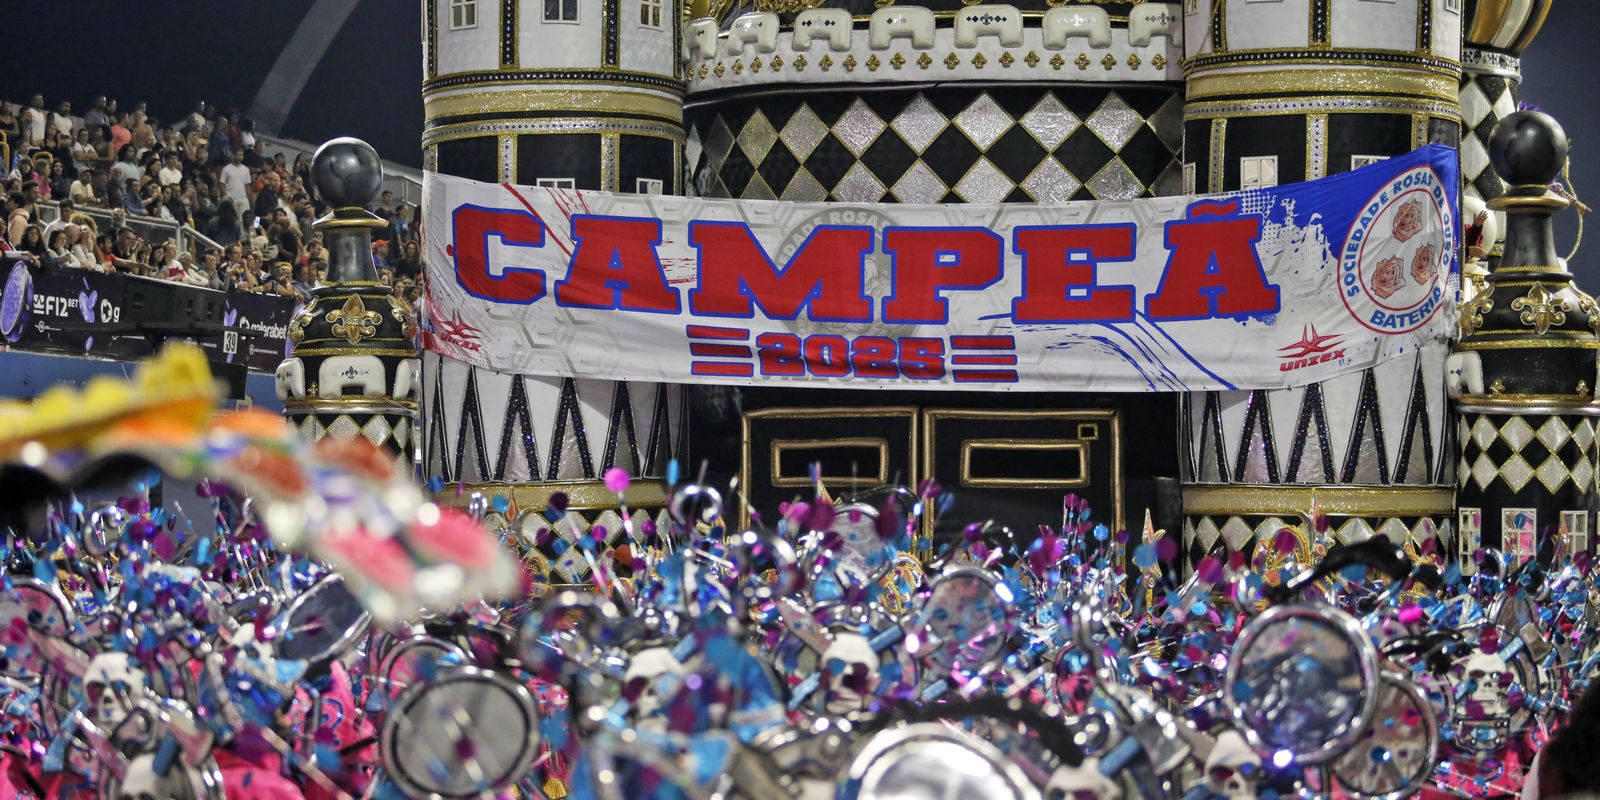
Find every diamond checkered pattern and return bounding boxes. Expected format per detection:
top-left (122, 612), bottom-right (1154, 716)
top-left (1183, 513), bottom-right (1446, 564)
top-left (1458, 413), bottom-right (1596, 494)
top-left (686, 86), bottom-right (1184, 204)
top-left (1460, 73), bottom-right (1520, 203)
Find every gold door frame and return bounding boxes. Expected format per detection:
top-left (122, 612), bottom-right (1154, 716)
top-left (921, 408), bottom-right (1123, 539)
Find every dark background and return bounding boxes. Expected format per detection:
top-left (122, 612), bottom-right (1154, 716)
top-left (0, 1), bottom-right (1592, 278)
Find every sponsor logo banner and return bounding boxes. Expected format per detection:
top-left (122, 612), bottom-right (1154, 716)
top-left (422, 146), bottom-right (1458, 392)
top-left (0, 263), bottom-right (293, 373)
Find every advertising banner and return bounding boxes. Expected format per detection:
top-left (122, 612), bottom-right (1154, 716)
top-left (423, 145), bottom-right (1459, 392)
top-left (0, 264), bottom-right (294, 373)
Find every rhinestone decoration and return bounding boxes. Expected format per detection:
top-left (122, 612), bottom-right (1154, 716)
top-left (780, 169), bottom-right (828, 202)
top-left (918, 52), bottom-right (933, 69)
top-left (1469, 454), bottom-right (1497, 490)
top-left (362, 416), bottom-right (393, 448)
top-left (736, 110), bottom-right (778, 164)
top-left (892, 162), bottom-right (949, 204)
top-left (1573, 455), bottom-right (1595, 491)
top-left (779, 105), bottom-right (828, 160)
top-left (1536, 455), bottom-right (1571, 493)
top-left (1088, 159), bottom-right (1141, 200)
top-left (1376, 518), bottom-right (1411, 543)
top-left (688, 87), bottom-right (1181, 206)
top-left (953, 94), bottom-right (1012, 150)
top-left (834, 99), bottom-right (887, 156)
top-left (704, 115), bottom-right (736, 161)
top-left (1220, 517), bottom-right (1254, 551)
top-left (954, 158), bottom-right (1012, 203)
top-left (1020, 94), bottom-right (1081, 151)
top-left (1021, 158), bottom-right (1081, 203)
top-left (1470, 417), bottom-right (1498, 450)
top-left (1193, 517), bottom-right (1221, 551)
top-left (1538, 417), bottom-right (1573, 451)
top-left (1576, 419), bottom-right (1597, 451)
top-left (833, 162), bottom-right (888, 202)
top-left (498, 136), bottom-right (514, 180)
top-left (1086, 93), bottom-right (1142, 149)
top-left (1500, 453), bottom-right (1535, 492)
top-left (890, 94), bottom-right (948, 153)
top-left (1499, 417), bottom-right (1536, 452)
top-left (742, 174), bottom-right (777, 200)
top-left (326, 415), bottom-right (361, 442)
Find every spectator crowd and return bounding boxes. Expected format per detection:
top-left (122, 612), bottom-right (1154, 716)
top-left (0, 93), bottom-right (422, 306)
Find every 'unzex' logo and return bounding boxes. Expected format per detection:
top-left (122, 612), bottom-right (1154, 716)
top-left (1339, 165), bottom-right (1455, 335)
top-left (1279, 324), bottom-right (1344, 372)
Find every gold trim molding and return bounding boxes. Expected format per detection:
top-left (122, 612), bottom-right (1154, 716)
top-left (425, 88), bottom-right (685, 125)
top-left (924, 408), bottom-right (1122, 536)
top-left (771, 437), bottom-right (890, 488)
top-left (1184, 485), bottom-right (1455, 518)
top-left (960, 438), bottom-right (1089, 489)
top-left (1186, 68), bottom-right (1460, 104)
top-left (283, 397), bottom-right (418, 413)
top-left (434, 480), bottom-right (669, 513)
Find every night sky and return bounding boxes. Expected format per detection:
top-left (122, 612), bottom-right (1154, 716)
top-left (0, 1), bottom-right (1594, 279)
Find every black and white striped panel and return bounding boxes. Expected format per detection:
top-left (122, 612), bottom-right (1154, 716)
top-left (1183, 341), bottom-right (1453, 489)
top-left (421, 351), bottom-right (684, 485)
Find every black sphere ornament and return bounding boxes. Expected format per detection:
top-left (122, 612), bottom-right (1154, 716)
top-left (1488, 111), bottom-right (1568, 189)
top-left (311, 137), bottom-right (384, 209)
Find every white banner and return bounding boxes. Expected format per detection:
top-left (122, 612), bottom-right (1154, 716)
top-left (421, 146), bottom-right (1458, 392)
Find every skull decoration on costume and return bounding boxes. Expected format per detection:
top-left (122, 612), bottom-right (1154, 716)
top-left (1454, 649), bottom-right (1514, 751)
top-left (1044, 756), bottom-right (1122, 800)
top-left (84, 652), bottom-right (147, 730)
top-left (1203, 731), bottom-right (1261, 800)
top-left (624, 645), bottom-right (684, 731)
top-left (116, 751), bottom-right (201, 800)
top-left (819, 631), bottom-right (880, 715)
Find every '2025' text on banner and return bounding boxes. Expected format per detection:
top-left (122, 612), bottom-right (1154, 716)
top-left (421, 145), bottom-right (1458, 393)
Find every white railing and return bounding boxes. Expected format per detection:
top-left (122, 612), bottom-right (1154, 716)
top-left (40, 200), bottom-right (222, 256)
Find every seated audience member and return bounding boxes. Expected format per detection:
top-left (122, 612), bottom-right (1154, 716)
top-left (94, 231), bottom-right (118, 271)
top-left (44, 228), bottom-right (76, 272)
top-left (44, 199), bottom-right (75, 237)
top-left (271, 262), bottom-right (302, 300)
top-left (20, 224), bottom-right (51, 268)
top-left (200, 250), bottom-right (225, 290)
top-left (179, 251), bottom-right (211, 287)
top-left (67, 224), bottom-right (103, 273)
top-left (69, 169), bottom-right (97, 205)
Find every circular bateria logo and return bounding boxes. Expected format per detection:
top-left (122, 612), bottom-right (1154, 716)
top-left (1338, 166), bottom-right (1455, 335)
